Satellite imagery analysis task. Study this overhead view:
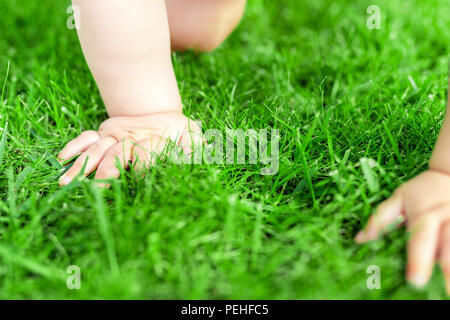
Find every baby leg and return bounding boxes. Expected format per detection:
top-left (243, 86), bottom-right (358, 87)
top-left (59, 0), bottom-right (196, 184)
top-left (166, 0), bottom-right (247, 52)
top-left (72, 0), bottom-right (182, 117)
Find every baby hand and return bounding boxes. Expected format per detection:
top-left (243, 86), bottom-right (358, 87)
top-left (355, 170), bottom-right (450, 293)
top-left (57, 111), bottom-right (202, 185)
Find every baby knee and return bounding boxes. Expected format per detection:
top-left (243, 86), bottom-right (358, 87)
top-left (171, 0), bottom-right (246, 52)
top-left (202, 1), bottom-right (246, 52)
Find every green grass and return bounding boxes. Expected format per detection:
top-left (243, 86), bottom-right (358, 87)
top-left (0, 0), bottom-right (449, 299)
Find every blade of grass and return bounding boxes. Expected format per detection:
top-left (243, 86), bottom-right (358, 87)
top-left (89, 185), bottom-right (119, 275)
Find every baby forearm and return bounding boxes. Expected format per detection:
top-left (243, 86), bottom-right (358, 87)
top-left (429, 82), bottom-right (450, 174)
top-left (73, 0), bottom-right (182, 117)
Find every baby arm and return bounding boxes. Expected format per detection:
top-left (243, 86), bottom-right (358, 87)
top-left (356, 81), bottom-right (450, 293)
top-left (58, 0), bottom-right (201, 185)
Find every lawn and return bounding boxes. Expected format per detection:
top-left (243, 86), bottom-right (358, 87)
top-left (0, 0), bottom-right (449, 299)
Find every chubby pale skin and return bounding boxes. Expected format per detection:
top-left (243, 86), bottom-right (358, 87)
top-left (57, 0), bottom-right (450, 293)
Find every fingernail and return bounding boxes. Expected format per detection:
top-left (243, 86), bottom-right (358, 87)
top-left (409, 273), bottom-right (428, 288)
top-left (59, 175), bottom-right (72, 186)
top-left (365, 227), bottom-right (379, 240)
top-left (354, 231), bottom-right (365, 243)
top-left (97, 182), bottom-right (111, 189)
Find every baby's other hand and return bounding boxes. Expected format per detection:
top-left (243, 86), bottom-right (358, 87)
top-left (355, 170), bottom-right (450, 293)
top-left (57, 112), bottom-right (202, 185)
